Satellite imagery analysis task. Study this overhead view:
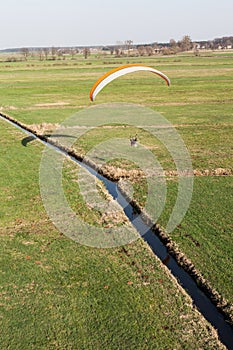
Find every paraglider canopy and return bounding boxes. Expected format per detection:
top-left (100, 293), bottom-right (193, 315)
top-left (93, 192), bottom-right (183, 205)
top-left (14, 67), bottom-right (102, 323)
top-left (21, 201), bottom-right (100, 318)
top-left (90, 64), bottom-right (171, 101)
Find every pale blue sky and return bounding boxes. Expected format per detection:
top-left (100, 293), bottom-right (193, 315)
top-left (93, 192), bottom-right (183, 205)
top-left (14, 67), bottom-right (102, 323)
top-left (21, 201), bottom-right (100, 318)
top-left (0, 0), bottom-right (232, 49)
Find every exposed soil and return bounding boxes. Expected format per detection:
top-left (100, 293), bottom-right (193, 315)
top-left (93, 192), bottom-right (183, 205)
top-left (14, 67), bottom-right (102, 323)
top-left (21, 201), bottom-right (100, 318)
top-left (29, 122), bottom-right (60, 134)
top-left (34, 102), bottom-right (69, 107)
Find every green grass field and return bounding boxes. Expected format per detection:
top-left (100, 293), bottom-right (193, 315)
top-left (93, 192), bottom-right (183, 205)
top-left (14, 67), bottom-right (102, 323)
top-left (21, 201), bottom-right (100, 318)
top-left (0, 50), bottom-right (232, 348)
top-left (0, 120), bottom-right (225, 349)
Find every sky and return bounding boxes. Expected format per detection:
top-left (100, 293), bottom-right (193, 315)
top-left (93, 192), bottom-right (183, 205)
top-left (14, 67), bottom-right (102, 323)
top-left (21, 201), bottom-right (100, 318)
top-left (0, 0), bottom-right (232, 49)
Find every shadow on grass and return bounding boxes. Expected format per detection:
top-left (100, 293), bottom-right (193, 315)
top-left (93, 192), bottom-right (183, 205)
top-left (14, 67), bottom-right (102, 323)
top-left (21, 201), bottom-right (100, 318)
top-left (21, 134), bottom-right (76, 147)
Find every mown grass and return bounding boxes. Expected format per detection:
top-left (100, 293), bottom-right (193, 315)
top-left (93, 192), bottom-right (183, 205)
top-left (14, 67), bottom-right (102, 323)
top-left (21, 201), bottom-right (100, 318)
top-left (0, 121), bottom-right (224, 349)
top-left (158, 176), bottom-right (233, 304)
top-left (0, 50), bottom-right (232, 346)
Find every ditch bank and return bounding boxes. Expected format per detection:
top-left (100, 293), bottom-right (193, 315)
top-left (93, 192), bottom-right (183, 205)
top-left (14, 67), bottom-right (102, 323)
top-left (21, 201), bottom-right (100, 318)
top-left (1, 111), bottom-right (233, 350)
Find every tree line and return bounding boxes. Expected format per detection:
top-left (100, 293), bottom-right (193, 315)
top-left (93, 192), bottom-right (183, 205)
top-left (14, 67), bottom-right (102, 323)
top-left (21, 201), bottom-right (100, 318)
top-left (110, 35), bottom-right (233, 57)
top-left (2, 35), bottom-right (233, 62)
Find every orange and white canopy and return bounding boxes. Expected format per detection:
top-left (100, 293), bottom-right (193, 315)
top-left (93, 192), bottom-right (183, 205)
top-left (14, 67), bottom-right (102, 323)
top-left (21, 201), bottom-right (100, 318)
top-left (90, 64), bottom-right (170, 101)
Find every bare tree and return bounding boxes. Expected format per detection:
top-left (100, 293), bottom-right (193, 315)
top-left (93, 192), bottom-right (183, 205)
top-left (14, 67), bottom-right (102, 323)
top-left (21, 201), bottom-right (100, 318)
top-left (83, 47), bottom-right (90, 59)
top-left (146, 46), bottom-right (153, 56)
top-left (115, 41), bottom-right (123, 56)
top-left (161, 47), bottom-right (171, 55)
top-left (114, 47), bottom-right (121, 57)
top-left (43, 48), bottom-right (49, 60)
top-left (125, 40), bottom-right (133, 56)
top-left (178, 35), bottom-right (192, 52)
top-left (57, 49), bottom-right (65, 60)
top-left (38, 48), bottom-right (44, 61)
top-left (170, 39), bottom-right (176, 47)
top-left (167, 39), bottom-right (178, 54)
top-left (170, 39), bottom-right (178, 52)
top-left (70, 48), bottom-right (77, 59)
top-left (21, 48), bottom-right (30, 61)
top-left (137, 46), bottom-right (145, 56)
top-left (51, 46), bottom-right (57, 60)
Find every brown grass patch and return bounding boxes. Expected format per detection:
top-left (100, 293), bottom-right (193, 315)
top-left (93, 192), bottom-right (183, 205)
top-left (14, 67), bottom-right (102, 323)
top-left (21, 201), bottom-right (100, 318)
top-left (34, 102), bottom-right (70, 107)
